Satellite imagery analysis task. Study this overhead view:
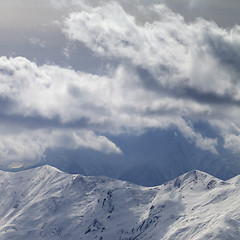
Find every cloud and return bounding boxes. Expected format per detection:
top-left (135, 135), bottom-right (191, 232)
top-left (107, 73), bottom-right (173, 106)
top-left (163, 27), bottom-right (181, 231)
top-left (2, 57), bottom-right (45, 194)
top-left (71, 131), bottom-right (122, 154)
top-left (0, 55), bottom-right (217, 160)
top-left (29, 37), bottom-right (46, 48)
top-left (48, 130), bottom-right (122, 154)
top-left (63, 2), bottom-right (240, 103)
top-left (2, 0), bottom-right (240, 166)
top-left (60, 0), bottom-right (240, 155)
top-left (0, 131), bottom-right (46, 166)
top-left (209, 120), bottom-right (240, 154)
top-left (0, 129), bottom-right (122, 167)
top-left (223, 134), bottom-right (240, 154)
top-left (175, 118), bottom-right (218, 154)
top-left (0, 56), bottom-right (208, 127)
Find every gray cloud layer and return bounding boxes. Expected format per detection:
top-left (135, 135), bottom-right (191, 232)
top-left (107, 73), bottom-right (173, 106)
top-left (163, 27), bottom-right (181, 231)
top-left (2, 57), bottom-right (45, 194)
top-left (0, 0), bottom-right (240, 167)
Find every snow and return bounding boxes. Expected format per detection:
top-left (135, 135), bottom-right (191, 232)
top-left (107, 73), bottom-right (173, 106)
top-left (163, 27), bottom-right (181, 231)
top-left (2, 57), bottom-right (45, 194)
top-left (0, 165), bottom-right (239, 239)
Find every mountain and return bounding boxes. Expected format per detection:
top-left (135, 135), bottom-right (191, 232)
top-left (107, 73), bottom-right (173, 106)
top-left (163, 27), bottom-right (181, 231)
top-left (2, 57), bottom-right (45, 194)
top-left (0, 165), bottom-right (239, 239)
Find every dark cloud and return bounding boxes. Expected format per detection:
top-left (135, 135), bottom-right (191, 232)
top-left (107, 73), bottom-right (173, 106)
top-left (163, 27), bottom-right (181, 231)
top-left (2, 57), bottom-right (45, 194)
top-left (0, 96), bottom-right (13, 110)
top-left (206, 32), bottom-right (240, 75)
top-left (0, 112), bottom-right (89, 130)
top-left (181, 87), bottom-right (240, 106)
top-left (136, 67), bottom-right (240, 107)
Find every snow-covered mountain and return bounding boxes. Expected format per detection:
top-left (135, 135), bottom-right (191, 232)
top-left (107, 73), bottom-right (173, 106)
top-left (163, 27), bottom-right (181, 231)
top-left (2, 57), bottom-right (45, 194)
top-left (0, 165), bottom-right (240, 239)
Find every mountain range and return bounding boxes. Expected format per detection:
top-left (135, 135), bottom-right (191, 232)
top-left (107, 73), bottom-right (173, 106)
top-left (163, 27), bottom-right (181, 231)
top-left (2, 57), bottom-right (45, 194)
top-left (0, 165), bottom-right (239, 239)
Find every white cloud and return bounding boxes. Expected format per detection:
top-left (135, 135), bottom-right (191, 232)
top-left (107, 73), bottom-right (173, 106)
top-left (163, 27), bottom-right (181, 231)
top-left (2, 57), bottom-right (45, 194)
top-left (48, 129), bottom-right (122, 154)
top-left (223, 134), bottom-right (240, 154)
top-left (0, 128), bottom-right (122, 167)
top-left (72, 131), bottom-right (122, 154)
top-left (209, 120), bottom-right (240, 154)
top-left (3, 0), bottom-right (240, 165)
top-left (0, 56), bottom-right (209, 128)
top-left (176, 119), bottom-right (218, 154)
top-left (63, 2), bottom-right (240, 100)
top-left (0, 55), bottom-right (217, 159)
top-left (0, 132), bottom-right (46, 165)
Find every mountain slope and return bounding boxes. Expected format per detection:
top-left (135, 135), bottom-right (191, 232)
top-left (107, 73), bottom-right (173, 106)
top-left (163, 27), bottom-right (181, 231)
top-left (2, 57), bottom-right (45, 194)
top-left (0, 166), bottom-right (239, 239)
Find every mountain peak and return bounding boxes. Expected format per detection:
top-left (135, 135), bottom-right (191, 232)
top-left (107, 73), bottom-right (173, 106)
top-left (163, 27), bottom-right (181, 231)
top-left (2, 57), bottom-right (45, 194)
top-left (35, 164), bottom-right (64, 173)
top-left (171, 169), bottom-right (220, 190)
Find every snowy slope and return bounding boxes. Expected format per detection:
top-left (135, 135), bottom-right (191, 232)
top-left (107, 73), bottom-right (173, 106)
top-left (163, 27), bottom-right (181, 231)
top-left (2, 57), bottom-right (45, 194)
top-left (0, 165), bottom-right (239, 239)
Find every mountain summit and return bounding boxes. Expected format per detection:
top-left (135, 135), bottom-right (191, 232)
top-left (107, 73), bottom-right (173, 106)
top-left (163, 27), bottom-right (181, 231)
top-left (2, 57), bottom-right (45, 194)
top-left (0, 165), bottom-right (239, 239)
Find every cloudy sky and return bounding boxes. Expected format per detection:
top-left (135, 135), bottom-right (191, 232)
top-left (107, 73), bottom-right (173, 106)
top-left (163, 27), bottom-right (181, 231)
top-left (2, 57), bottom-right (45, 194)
top-left (0, 0), bottom-right (240, 179)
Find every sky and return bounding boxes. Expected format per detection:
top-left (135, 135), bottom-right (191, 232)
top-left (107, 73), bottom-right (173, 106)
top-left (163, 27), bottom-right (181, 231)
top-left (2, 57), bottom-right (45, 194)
top-left (0, 0), bottom-right (240, 184)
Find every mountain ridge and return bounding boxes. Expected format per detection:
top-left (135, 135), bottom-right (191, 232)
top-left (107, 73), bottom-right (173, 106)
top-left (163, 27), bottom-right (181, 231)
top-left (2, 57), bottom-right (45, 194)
top-left (0, 165), bottom-right (239, 239)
